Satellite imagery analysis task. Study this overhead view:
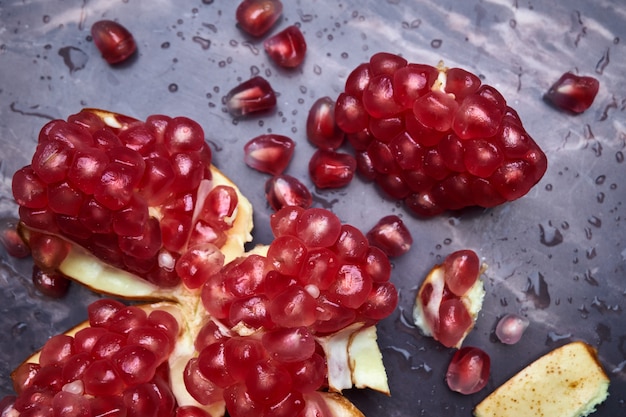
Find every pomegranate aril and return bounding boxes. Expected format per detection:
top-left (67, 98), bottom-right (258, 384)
top-left (138, 156), bottom-right (175, 206)
top-left (262, 327), bottom-right (315, 363)
top-left (88, 298), bottom-right (127, 328)
top-left (269, 285), bottom-right (318, 328)
top-left (225, 76), bottom-right (277, 117)
top-left (223, 382), bottom-right (259, 417)
top-left (366, 214), bottom-right (413, 257)
top-left (299, 247), bottom-right (340, 290)
top-left (363, 74), bottom-right (405, 118)
top-left (445, 346), bottom-right (490, 394)
top-left (413, 90), bottom-right (459, 132)
top-left (544, 72), bottom-right (599, 114)
top-left (364, 246), bottom-right (392, 283)
top-left (495, 313), bottom-right (529, 345)
top-left (175, 243), bottom-right (225, 289)
top-left (28, 232), bottom-right (70, 271)
top-left (308, 149), bottom-right (356, 189)
top-left (32, 139), bottom-right (73, 184)
top-left (445, 67), bottom-right (481, 100)
top-left (183, 358), bottom-right (223, 406)
top-left (197, 342), bottom-right (235, 389)
top-left (163, 116), bottom-right (205, 154)
top-left (359, 282), bottom-right (399, 321)
top-left (306, 97), bottom-right (345, 150)
top-left (91, 20), bottom-right (137, 64)
top-left (264, 25), bottom-right (307, 68)
top-left (328, 263), bottom-right (372, 309)
top-left (265, 175), bottom-right (312, 211)
top-left (246, 359), bottom-right (292, 405)
top-left (83, 358), bottom-right (125, 396)
top-left (111, 345), bottom-right (158, 385)
top-left (443, 250), bottom-right (480, 296)
top-left (229, 295), bottom-right (272, 329)
top-left (112, 195), bottom-right (148, 237)
top-left (126, 326), bottom-right (172, 364)
top-left (236, 0), bottom-right (283, 37)
top-left (244, 134), bottom-right (295, 175)
top-left (267, 235), bottom-right (308, 276)
top-left (435, 298), bottom-right (473, 348)
top-left (295, 208), bottom-right (341, 248)
top-left (453, 85), bottom-right (506, 140)
top-left (332, 224), bottom-right (369, 262)
top-left (285, 353), bottom-right (326, 393)
top-left (32, 266), bottom-right (71, 298)
top-left (12, 166), bottom-right (49, 209)
top-left (176, 406), bottom-right (212, 417)
top-left (334, 93), bottom-right (369, 134)
top-left (223, 337), bottom-right (267, 381)
top-left (393, 64), bottom-right (438, 108)
top-left (39, 335), bottom-right (74, 367)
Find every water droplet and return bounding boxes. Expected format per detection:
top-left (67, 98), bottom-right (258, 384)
top-left (597, 192), bottom-right (605, 203)
top-left (509, 19), bottom-right (517, 28)
top-left (43, 15), bottom-right (51, 24)
top-left (168, 83), bottom-right (178, 93)
top-left (584, 269), bottom-right (599, 286)
top-left (161, 41), bottom-right (170, 49)
top-left (11, 322), bottom-right (27, 337)
top-left (313, 65), bottom-right (322, 75)
top-left (584, 227), bottom-right (593, 240)
top-left (443, 238), bottom-right (452, 245)
top-left (544, 183), bottom-right (553, 191)
top-left (58, 46), bottom-right (88, 73)
top-left (587, 216), bottom-right (602, 228)
top-left (192, 36), bottom-right (211, 50)
top-left (616, 151), bottom-right (624, 163)
top-left (546, 331), bottom-right (572, 344)
top-left (595, 47), bottom-right (610, 75)
top-left (250, 65), bottom-right (260, 77)
top-left (538, 222), bottom-right (563, 246)
top-left (595, 175), bottom-right (606, 185)
top-left (202, 23), bottom-right (217, 33)
top-left (202, 0), bottom-right (214, 4)
top-left (578, 304), bottom-right (589, 318)
top-left (586, 247), bottom-right (597, 259)
top-left (524, 271), bottom-right (550, 309)
top-left (297, 9), bottom-right (313, 22)
top-left (430, 39), bottom-right (442, 48)
top-left (341, 52), bottom-right (348, 59)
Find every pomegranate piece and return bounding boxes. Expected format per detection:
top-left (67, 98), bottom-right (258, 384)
top-left (495, 313), bottom-right (529, 345)
top-left (366, 215), bottom-right (413, 257)
top-left (264, 25), bottom-right (307, 68)
top-left (11, 109), bottom-right (244, 290)
top-left (446, 346), bottom-right (490, 394)
top-left (308, 149), bottom-right (356, 189)
top-left (236, 0), bottom-right (283, 37)
top-left (544, 72), bottom-right (600, 114)
top-left (244, 134), bottom-right (295, 175)
top-left (413, 249), bottom-right (485, 348)
top-left (306, 97), bottom-right (345, 150)
top-left (31, 266), bottom-right (71, 298)
top-left (225, 76), bottom-right (277, 117)
top-left (265, 175), bottom-right (313, 211)
top-left (91, 20), bottom-right (137, 64)
top-left (334, 52), bottom-right (548, 216)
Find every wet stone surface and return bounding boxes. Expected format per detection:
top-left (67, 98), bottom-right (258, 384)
top-left (0, 0), bottom-right (625, 416)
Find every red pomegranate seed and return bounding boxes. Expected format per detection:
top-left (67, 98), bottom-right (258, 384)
top-left (244, 134), bottom-right (295, 175)
top-left (91, 20), bottom-right (137, 64)
top-left (334, 53), bottom-right (548, 215)
top-left (0, 218), bottom-right (30, 258)
top-left (445, 346), bottom-right (490, 394)
top-left (306, 97), bottom-right (345, 150)
top-left (183, 358), bottom-right (223, 406)
top-left (308, 149), bottom-right (356, 189)
top-left (366, 215), bottom-right (413, 257)
top-left (435, 298), bottom-right (473, 348)
top-left (225, 76), bottom-right (277, 117)
top-left (295, 208), bottom-right (342, 248)
top-left (358, 281), bottom-right (399, 321)
top-left (544, 72), bottom-right (600, 114)
top-left (236, 0), bottom-right (283, 37)
top-left (265, 175), bottom-right (312, 211)
top-left (264, 25), bottom-right (307, 68)
top-left (443, 249), bottom-right (480, 296)
top-left (32, 266), bottom-right (71, 298)
top-left (495, 313), bottom-right (529, 345)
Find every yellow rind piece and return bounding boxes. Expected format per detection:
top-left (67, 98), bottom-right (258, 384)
top-left (473, 341), bottom-right (610, 417)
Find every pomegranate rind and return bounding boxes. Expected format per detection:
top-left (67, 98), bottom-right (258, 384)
top-left (319, 392), bottom-right (366, 417)
top-left (412, 262), bottom-right (486, 348)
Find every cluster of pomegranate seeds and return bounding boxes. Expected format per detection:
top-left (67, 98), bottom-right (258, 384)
top-left (445, 346), bottom-right (490, 394)
top-left (199, 206), bottom-right (398, 334)
top-left (544, 72), bottom-right (600, 114)
top-left (264, 25), bottom-right (307, 68)
top-left (416, 250), bottom-right (483, 348)
top-left (365, 214), bottom-right (413, 257)
top-left (243, 134), bottom-right (295, 175)
top-left (265, 175), bottom-right (312, 211)
top-left (90, 20), bottom-right (137, 64)
top-left (225, 76), bottom-right (277, 117)
top-left (494, 313), bottom-right (529, 345)
top-left (6, 299), bottom-right (178, 417)
top-left (235, 0), bottom-right (283, 37)
top-left (331, 52), bottom-right (547, 216)
top-left (11, 109), bottom-right (238, 289)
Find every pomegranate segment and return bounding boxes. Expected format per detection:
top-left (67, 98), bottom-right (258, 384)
top-left (413, 249), bottom-right (485, 348)
top-left (445, 346), bottom-right (490, 394)
top-left (544, 72), bottom-right (600, 114)
top-left (334, 52), bottom-right (548, 216)
top-left (91, 20), bottom-right (137, 64)
top-left (244, 134), bottom-right (295, 175)
top-left (225, 76), bottom-right (278, 117)
top-left (264, 25), bottom-right (307, 68)
top-left (11, 109), bottom-right (251, 291)
top-left (236, 0), bottom-right (283, 37)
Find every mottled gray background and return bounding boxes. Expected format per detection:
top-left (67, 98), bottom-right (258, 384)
top-left (0, 0), bottom-right (624, 415)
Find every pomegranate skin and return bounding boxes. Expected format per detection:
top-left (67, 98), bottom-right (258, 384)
top-left (91, 20), bottom-right (137, 64)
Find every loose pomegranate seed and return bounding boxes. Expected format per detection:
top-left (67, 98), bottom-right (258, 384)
top-left (308, 149), bottom-right (356, 189)
top-left (306, 97), bottom-right (345, 150)
top-left (244, 134), bottom-right (295, 175)
top-left (334, 52), bottom-right (548, 215)
top-left (236, 0), bottom-right (283, 37)
top-left (91, 20), bottom-right (137, 64)
top-left (443, 249), bottom-right (480, 296)
top-left (366, 214), bottom-right (413, 257)
top-left (495, 313), bottom-right (529, 345)
top-left (32, 266), bottom-right (71, 298)
top-left (225, 76), bottom-right (277, 117)
top-left (264, 25), bottom-right (307, 68)
top-left (0, 217), bottom-right (30, 258)
top-left (544, 72), bottom-right (600, 114)
top-left (265, 174), bottom-right (313, 211)
top-left (445, 346), bottom-right (490, 394)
